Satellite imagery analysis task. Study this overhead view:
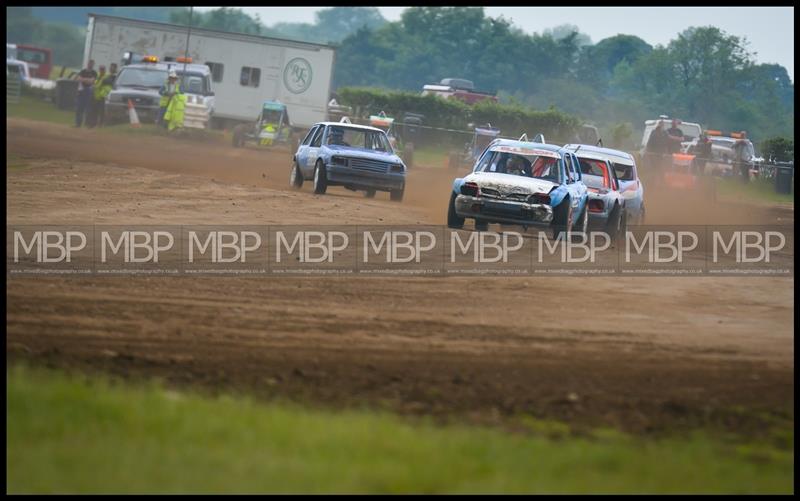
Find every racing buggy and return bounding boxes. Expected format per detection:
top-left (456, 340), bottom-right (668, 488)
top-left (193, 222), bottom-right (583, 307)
top-left (232, 100), bottom-right (298, 151)
top-left (449, 124), bottom-right (502, 170)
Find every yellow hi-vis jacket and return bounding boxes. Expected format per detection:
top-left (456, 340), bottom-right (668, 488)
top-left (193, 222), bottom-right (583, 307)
top-left (159, 82), bottom-right (181, 108)
top-left (164, 93), bottom-right (187, 131)
top-left (93, 73), bottom-right (109, 101)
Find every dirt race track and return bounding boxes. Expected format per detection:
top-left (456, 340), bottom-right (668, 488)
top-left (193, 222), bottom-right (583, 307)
top-left (6, 118), bottom-right (795, 435)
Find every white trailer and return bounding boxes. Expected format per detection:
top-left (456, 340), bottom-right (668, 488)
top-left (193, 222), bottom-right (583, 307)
top-left (83, 13), bottom-right (336, 129)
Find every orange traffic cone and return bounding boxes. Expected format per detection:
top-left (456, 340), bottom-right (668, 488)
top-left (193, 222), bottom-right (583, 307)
top-left (127, 99), bottom-right (141, 128)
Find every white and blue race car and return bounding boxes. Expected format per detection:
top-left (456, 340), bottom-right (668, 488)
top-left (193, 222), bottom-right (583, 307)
top-left (447, 138), bottom-right (589, 238)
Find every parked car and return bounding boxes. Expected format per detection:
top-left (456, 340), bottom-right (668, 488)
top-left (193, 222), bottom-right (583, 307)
top-left (572, 151), bottom-right (627, 239)
top-left (564, 144), bottom-right (645, 224)
top-left (6, 58), bottom-right (55, 90)
top-left (683, 132), bottom-right (763, 177)
top-left (447, 137), bottom-right (589, 238)
top-left (290, 118), bottom-right (407, 201)
top-left (104, 56), bottom-right (215, 129)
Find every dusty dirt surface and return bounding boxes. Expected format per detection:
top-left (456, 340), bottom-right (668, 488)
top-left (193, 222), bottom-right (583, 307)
top-left (6, 118), bottom-right (795, 435)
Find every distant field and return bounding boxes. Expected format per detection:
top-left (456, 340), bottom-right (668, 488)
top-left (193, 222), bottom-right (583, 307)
top-left (716, 175), bottom-right (794, 205)
top-left (7, 364), bottom-right (793, 494)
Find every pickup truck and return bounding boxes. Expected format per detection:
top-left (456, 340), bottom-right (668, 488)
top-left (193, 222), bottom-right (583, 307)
top-left (422, 78), bottom-right (498, 105)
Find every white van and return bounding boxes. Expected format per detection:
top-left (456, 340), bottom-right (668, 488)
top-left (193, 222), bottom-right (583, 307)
top-left (640, 116), bottom-right (702, 153)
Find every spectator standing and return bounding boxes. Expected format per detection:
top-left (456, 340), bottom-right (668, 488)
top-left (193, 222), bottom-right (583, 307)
top-left (74, 59), bottom-right (98, 128)
top-left (158, 70), bottom-right (181, 128)
top-left (85, 65), bottom-right (106, 128)
top-left (646, 120), bottom-right (668, 171)
top-left (692, 133), bottom-right (712, 175)
top-left (665, 119), bottom-right (684, 154)
top-left (94, 63), bottom-right (117, 128)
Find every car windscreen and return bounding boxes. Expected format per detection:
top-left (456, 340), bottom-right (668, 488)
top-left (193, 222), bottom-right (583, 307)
top-left (476, 151), bottom-right (561, 183)
top-left (577, 158), bottom-right (611, 189)
top-left (176, 71), bottom-right (209, 95)
top-left (16, 48), bottom-right (47, 64)
top-left (261, 109), bottom-right (283, 124)
top-left (667, 124), bottom-right (701, 140)
top-left (115, 68), bottom-right (167, 89)
top-left (326, 126), bottom-right (392, 152)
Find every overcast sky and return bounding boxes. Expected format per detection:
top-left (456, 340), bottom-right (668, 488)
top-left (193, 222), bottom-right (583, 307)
top-left (196, 6), bottom-right (794, 80)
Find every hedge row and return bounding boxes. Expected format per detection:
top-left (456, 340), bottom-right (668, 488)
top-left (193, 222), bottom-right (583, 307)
top-left (336, 87), bottom-right (581, 144)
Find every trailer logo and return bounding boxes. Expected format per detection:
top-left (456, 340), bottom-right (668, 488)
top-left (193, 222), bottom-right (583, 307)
top-left (284, 58), bottom-right (312, 94)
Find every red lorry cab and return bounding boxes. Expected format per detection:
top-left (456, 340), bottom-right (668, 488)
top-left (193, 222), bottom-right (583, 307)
top-left (14, 45), bottom-right (53, 79)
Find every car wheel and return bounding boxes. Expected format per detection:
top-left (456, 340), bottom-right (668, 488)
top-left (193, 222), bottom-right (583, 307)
top-left (447, 192), bottom-right (464, 229)
top-left (605, 204), bottom-right (623, 243)
top-left (551, 198), bottom-right (572, 240)
top-left (620, 209), bottom-right (628, 239)
top-left (474, 220), bottom-right (489, 232)
top-left (365, 189), bottom-right (376, 198)
top-left (290, 161), bottom-right (303, 190)
top-left (390, 187), bottom-right (404, 202)
top-left (571, 203), bottom-right (589, 242)
top-left (313, 161), bottom-right (328, 195)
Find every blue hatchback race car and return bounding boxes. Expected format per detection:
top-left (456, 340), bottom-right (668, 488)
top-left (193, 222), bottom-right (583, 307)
top-left (447, 138), bottom-right (589, 238)
top-left (290, 119), bottom-right (407, 202)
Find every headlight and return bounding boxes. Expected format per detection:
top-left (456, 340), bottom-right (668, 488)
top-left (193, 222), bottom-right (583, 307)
top-left (107, 94), bottom-right (124, 103)
top-left (331, 157), bottom-right (347, 166)
top-left (390, 164), bottom-right (404, 173)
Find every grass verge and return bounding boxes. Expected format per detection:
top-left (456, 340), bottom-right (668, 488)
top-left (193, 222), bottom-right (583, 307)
top-left (715, 176), bottom-right (794, 206)
top-left (7, 363), bottom-right (793, 494)
top-left (412, 146), bottom-right (451, 169)
top-left (7, 95), bottom-right (226, 144)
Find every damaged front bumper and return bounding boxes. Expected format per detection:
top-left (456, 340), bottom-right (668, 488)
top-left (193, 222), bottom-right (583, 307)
top-left (454, 194), bottom-right (554, 226)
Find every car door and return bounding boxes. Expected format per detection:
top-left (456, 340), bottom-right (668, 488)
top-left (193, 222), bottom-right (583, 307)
top-left (301, 125), bottom-right (325, 177)
top-left (307, 125), bottom-right (327, 174)
top-left (562, 153), bottom-right (580, 224)
top-left (295, 125), bottom-right (317, 173)
top-left (566, 153), bottom-right (587, 223)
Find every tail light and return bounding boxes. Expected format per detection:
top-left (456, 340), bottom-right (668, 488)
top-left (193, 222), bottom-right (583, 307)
top-left (588, 199), bottom-right (605, 213)
top-left (461, 182), bottom-right (480, 197)
top-left (528, 193), bottom-right (550, 205)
